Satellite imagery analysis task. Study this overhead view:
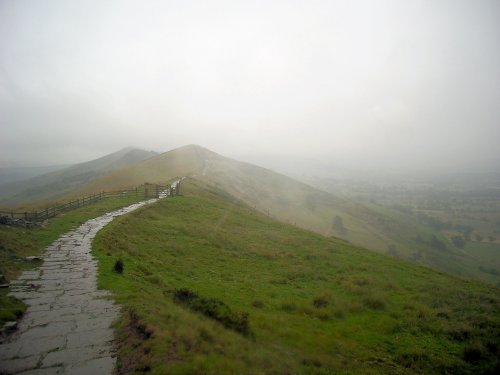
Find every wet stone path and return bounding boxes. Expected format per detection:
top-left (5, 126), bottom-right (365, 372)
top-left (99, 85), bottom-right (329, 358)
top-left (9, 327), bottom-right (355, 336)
top-left (0, 198), bottom-right (160, 374)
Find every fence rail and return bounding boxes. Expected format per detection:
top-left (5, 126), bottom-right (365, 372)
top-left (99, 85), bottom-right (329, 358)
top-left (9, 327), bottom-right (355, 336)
top-left (0, 180), bottom-right (180, 226)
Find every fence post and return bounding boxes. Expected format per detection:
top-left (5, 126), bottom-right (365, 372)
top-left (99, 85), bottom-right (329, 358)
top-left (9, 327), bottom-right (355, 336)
top-left (25, 212), bottom-right (27, 220)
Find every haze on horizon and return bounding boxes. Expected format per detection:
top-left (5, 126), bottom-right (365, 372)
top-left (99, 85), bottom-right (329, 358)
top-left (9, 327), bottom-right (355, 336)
top-left (1, 0), bottom-right (499, 174)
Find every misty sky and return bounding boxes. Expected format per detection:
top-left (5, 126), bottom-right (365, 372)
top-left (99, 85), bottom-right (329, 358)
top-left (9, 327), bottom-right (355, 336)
top-left (1, 0), bottom-right (499, 172)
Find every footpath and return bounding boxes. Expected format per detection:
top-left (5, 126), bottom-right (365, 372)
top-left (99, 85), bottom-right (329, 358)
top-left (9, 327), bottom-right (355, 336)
top-left (0, 190), bottom-right (170, 374)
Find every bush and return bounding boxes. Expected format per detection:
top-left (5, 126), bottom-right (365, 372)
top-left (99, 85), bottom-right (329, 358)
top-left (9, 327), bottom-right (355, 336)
top-left (396, 350), bottom-right (430, 370)
top-left (448, 322), bottom-right (472, 341)
top-left (363, 294), bottom-right (386, 310)
top-left (313, 296), bottom-right (329, 308)
top-left (252, 300), bottom-right (265, 308)
top-left (463, 342), bottom-right (486, 363)
top-left (451, 235), bottom-right (466, 248)
top-left (114, 259), bottom-right (124, 274)
top-left (281, 302), bottom-right (297, 312)
top-left (172, 288), bottom-right (252, 336)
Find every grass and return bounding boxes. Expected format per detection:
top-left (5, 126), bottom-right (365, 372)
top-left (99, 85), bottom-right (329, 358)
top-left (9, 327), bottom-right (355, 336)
top-left (0, 194), bottom-right (146, 328)
top-left (6, 144), bottom-right (496, 286)
top-left (93, 179), bottom-right (500, 374)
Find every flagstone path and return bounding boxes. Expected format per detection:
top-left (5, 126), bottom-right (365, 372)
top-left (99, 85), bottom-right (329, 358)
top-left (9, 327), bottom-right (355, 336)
top-left (0, 195), bottom-right (165, 374)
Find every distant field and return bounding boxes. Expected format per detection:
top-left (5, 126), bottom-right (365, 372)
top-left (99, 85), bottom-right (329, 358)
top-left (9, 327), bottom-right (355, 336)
top-left (93, 179), bottom-right (500, 374)
top-left (313, 178), bottom-right (500, 286)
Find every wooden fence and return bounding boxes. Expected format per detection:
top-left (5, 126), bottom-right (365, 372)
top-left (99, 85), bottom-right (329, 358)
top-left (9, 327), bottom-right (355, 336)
top-left (0, 181), bottom-right (179, 225)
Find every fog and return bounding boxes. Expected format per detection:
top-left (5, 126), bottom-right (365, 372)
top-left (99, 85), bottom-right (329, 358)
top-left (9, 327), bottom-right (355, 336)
top-left (1, 0), bottom-right (499, 173)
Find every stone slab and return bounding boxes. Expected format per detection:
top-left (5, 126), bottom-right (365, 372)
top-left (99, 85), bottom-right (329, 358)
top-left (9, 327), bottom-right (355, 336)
top-left (0, 196), bottom-right (163, 374)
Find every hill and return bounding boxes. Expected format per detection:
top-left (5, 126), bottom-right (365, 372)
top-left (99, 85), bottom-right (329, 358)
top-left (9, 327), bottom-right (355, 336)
top-left (0, 147), bottom-right (157, 207)
top-left (93, 178), bottom-right (500, 374)
top-left (2, 144), bottom-right (495, 284)
top-left (73, 145), bottom-right (498, 285)
top-left (0, 165), bottom-right (68, 185)
top-left (74, 145), bottom-right (420, 253)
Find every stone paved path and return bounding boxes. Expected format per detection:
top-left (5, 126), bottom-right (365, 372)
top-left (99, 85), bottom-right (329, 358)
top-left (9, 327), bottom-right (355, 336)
top-left (0, 196), bottom-right (163, 374)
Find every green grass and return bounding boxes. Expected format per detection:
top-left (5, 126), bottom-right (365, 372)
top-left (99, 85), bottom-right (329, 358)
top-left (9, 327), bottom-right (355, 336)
top-left (93, 179), bottom-right (500, 374)
top-left (0, 195), bottom-right (146, 328)
top-left (8, 144), bottom-right (496, 286)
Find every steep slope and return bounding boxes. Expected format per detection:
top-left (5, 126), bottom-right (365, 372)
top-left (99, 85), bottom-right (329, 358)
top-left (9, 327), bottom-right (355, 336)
top-left (191, 151), bottom-right (487, 283)
top-left (93, 178), bottom-right (500, 374)
top-left (0, 147), bottom-right (157, 207)
top-left (76, 145), bottom-right (399, 249)
top-left (71, 145), bottom-right (498, 284)
top-left (75, 144), bottom-right (215, 193)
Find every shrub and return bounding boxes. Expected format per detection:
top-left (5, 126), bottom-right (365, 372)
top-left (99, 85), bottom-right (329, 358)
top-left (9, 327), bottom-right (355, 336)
top-left (172, 288), bottom-right (252, 336)
top-left (363, 294), bottom-right (386, 310)
top-left (313, 296), bottom-right (329, 308)
top-left (354, 277), bottom-right (371, 286)
top-left (252, 300), bottom-right (265, 308)
top-left (333, 309), bottom-right (345, 319)
top-left (114, 259), bottom-right (124, 274)
top-left (128, 309), bottom-right (153, 340)
top-left (463, 342), bottom-right (486, 363)
top-left (436, 309), bottom-right (451, 320)
top-left (396, 350), bottom-right (430, 370)
top-left (451, 235), bottom-right (466, 248)
top-left (316, 311), bottom-right (331, 321)
top-left (448, 322), bottom-right (472, 341)
top-left (281, 302), bottom-right (297, 313)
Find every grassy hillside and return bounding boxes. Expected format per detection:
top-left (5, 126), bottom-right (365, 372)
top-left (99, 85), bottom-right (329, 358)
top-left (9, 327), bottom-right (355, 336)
top-left (74, 145), bottom-right (216, 194)
top-left (8, 144), bottom-right (495, 284)
top-left (0, 164), bottom-right (67, 185)
top-left (0, 147), bottom-right (157, 207)
top-left (56, 145), bottom-right (496, 285)
top-left (200, 160), bottom-right (445, 257)
top-left (76, 145), bottom-right (429, 252)
top-left (93, 179), bottom-right (499, 374)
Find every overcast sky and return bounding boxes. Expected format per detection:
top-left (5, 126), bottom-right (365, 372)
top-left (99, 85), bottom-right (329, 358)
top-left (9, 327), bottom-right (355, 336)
top-left (1, 0), bottom-right (499, 173)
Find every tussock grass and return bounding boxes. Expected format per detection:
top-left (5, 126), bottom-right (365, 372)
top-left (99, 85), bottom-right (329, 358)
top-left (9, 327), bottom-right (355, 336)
top-left (93, 179), bottom-right (500, 374)
top-left (171, 288), bottom-right (252, 337)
